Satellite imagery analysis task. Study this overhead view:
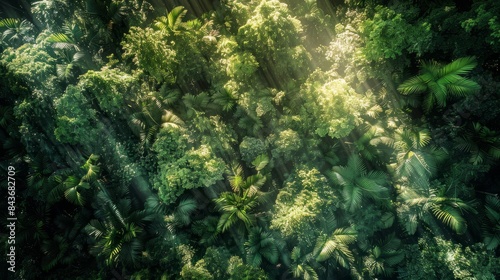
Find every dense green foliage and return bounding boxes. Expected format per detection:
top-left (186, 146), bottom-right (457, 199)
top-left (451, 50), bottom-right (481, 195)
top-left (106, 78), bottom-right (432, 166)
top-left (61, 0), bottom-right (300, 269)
top-left (1, 0), bottom-right (500, 279)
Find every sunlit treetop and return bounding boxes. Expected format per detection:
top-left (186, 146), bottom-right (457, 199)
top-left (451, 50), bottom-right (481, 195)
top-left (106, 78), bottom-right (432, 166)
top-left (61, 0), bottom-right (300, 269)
top-left (300, 70), bottom-right (375, 139)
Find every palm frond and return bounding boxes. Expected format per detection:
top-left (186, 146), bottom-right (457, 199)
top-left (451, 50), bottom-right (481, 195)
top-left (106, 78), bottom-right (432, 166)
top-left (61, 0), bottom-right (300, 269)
top-left (154, 6), bottom-right (187, 34)
top-left (483, 196), bottom-right (500, 250)
top-left (485, 196), bottom-right (500, 222)
top-left (245, 228), bottom-right (278, 266)
top-left (212, 88), bottom-right (237, 111)
top-left (46, 177), bottom-right (67, 204)
top-left (399, 57), bottom-right (479, 112)
top-left (167, 6), bottom-right (187, 32)
top-left (430, 204), bottom-right (466, 234)
top-left (347, 154), bottom-right (366, 177)
top-left (120, 239), bottom-right (142, 267)
top-left (145, 197), bottom-right (168, 214)
top-left (229, 172), bottom-right (244, 193)
top-left (439, 56), bottom-right (477, 77)
top-left (420, 61), bottom-right (440, 81)
top-left (217, 212), bottom-right (237, 233)
top-left (174, 198), bottom-right (197, 225)
top-left (64, 185), bottom-right (85, 205)
top-left (82, 154), bottom-right (100, 182)
top-left (334, 154), bottom-right (389, 212)
top-left (302, 265), bottom-right (319, 280)
top-left (244, 174), bottom-right (266, 192)
top-left (56, 63), bottom-right (73, 79)
top-left (423, 94), bottom-right (437, 113)
top-left (332, 228), bottom-right (357, 244)
top-left (160, 86), bottom-right (181, 104)
top-left (252, 154), bottom-right (269, 171)
top-left (108, 0), bottom-right (128, 24)
top-left (47, 33), bottom-right (78, 50)
top-left (161, 110), bottom-right (184, 128)
top-left (247, 251), bottom-right (263, 267)
top-left (315, 228), bottom-right (356, 266)
top-left (397, 76), bottom-right (427, 95)
top-left (455, 136), bottom-right (474, 153)
top-left (446, 79), bottom-right (480, 96)
top-left (343, 185), bottom-right (363, 213)
top-left (357, 176), bottom-right (388, 199)
top-left (61, 175), bottom-right (86, 205)
top-left (73, 51), bottom-right (86, 62)
top-left (414, 129), bottom-right (431, 148)
top-left (0, 18), bottom-right (20, 28)
top-left (291, 247), bottom-right (302, 261)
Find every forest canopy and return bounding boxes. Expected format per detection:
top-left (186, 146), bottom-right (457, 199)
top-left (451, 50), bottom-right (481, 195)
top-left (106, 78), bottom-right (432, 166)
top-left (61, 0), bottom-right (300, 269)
top-left (1, 0), bottom-right (500, 279)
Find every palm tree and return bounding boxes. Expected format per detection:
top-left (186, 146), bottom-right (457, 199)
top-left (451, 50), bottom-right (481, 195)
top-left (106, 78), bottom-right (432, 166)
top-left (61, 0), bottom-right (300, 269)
top-left (87, 192), bottom-right (156, 268)
top-left (212, 87), bottom-right (237, 112)
top-left (245, 227), bottom-right (279, 267)
top-left (455, 122), bottom-right (500, 166)
top-left (145, 196), bottom-right (198, 240)
top-left (236, 111), bottom-right (264, 137)
top-left (214, 155), bottom-right (270, 233)
top-left (46, 25), bottom-right (93, 81)
top-left (397, 178), bottom-right (477, 235)
top-left (164, 198), bottom-right (198, 228)
top-left (0, 18), bottom-right (34, 47)
top-left (214, 189), bottom-right (259, 233)
top-left (26, 152), bottom-right (55, 193)
top-left (353, 123), bottom-right (394, 163)
top-left (329, 155), bottom-right (389, 213)
top-left (154, 6), bottom-right (188, 35)
top-left (128, 91), bottom-right (184, 148)
top-left (398, 56), bottom-right (480, 112)
top-left (360, 233), bottom-right (404, 277)
top-left (150, 6), bottom-right (210, 90)
top-left (47, 154), bottom-right (100, 206)
top-left (391, 127), bottom-right (441, 180)
top-left (191, 215), bottom-right (219, 245)
top-left (16, 153), bottom-right (96, 275)
top-left (182, 92), bottom-right (211, 119)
